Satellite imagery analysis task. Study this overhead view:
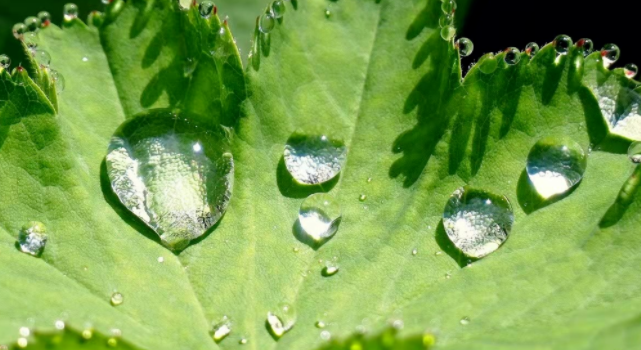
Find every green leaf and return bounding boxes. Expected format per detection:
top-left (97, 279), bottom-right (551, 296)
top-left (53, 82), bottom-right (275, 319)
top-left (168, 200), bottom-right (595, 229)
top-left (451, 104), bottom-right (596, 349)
top-left (1, 0), bottom-right (640, 349)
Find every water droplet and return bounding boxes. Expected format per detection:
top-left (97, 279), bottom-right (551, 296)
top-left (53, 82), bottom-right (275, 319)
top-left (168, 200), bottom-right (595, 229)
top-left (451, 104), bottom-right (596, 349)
top-left (239, 338), bottom-right (248, 345)
top-left (18, 222), bottom-right (48, 256)
top-left (576, 38), bottom-right (594, 56)
top-left (624, 63), bottom-right (638, 79)
top-left (553, 35), bottom-right (572, 55)
top-left (16, 338), bottom-right (27, 349)
top-left (0, 55), bottom-right (10, 69)
top-left (412, 248), bottom-right (418, 256)
top-left (211, 316), bottom-right (232, 342)
top-left (64, 3), bottom-right (79, 21)
top-left (526, 136), bottom-right (587, 199)
top-left (525, 42), bottom-right (539, 56)
top-left (322, 258), bottom-right (339, 276)
top-left (199, 1), bottom-right (214, 18)
top-left (392, 319), bottom-right (404, 330)
top-left (422, 333), bottom-right (436, 347)
top-left (184, 58), bottom-right (197, 77)
top-left (324, 8), bottom-right (332, 18)
top-left (320, 330), bottom-right (331, 341)
top-left (81, 328), bottom-right (93, 340)
top-left (111, 292), bottom-right (124, 306)
top-left (445, 272), bottom-right (451, 279)
top-left (157, 256), bottom-right (164, 263)
top-left (435, 251), bottom-right (442, 256)
top-left (19, 327), bottom-right (30, 337)
top-left (284, 133), bottom-right (346, 185)
top-left (38, 11), bottom-right (51, 27)
top-left (438, 13), bottom-right (454, 28)
top-left (177, 0), bottom-right (191, 10)
top-left (441, 0), bottom-right (456, 14)
top-left (50, 69), bottom-right (65, 93)
top-left (12, 23), bottom-right (26, 40)
top-left (478, 53), bottom-right (498, 74)
top-left (443, 187), bottom-right (514, 259)
top-left (24, 16), bottom-right (40, 32)
top-left (460, 317), bottom-right (470, 325)
top-left (88, 11), bottom-right (105, 27)
top-left (23, 32), bottom-right (38, 50)
top-left (259, 13), bottom-right (275, 34)
top-left (267, 303), bottom-right (296, 338)
top-left (440, 26), bottom-right (456, 41)
top-left (455, 37), bottom-right (473, 57)
top-left (292, 247), bottom-right (299, 253)
top-left (299, 193), bottom-right (342, 242)
top-left (271, 0), bottom-right (286, 18)
top-left (315, 320), bottom-right (326, 328)
top-left (54, 320), bottom-right (65, 330)
top-left (601, 43), bottom-right (620, 67)
top-left (105, 110), bottom-right (234, 251)
top-left (32, 49), bottom-right (51, 67)
top-left (366, 177), bottom-right (373, 183)
top-left (358, 194), bottom-right (367, 202)
top-left (504, 47), bottom-right (521, 65)
top-left (628, 142), bottom-right (641, 163)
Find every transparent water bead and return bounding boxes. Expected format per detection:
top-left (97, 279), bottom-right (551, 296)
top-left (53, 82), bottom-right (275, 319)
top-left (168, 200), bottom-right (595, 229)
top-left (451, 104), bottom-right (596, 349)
top-left (259, 13), bottom-right (275, 34)
top-left (504, 47), bottom-right (521, 65)
top-left (553, 35), bottom-right (572, 55)
top-left (110, 292), bottom-right (124, 306)
top-left (32, 49), bottom-right (51, 67)
top-left (271, 0), bottom-right (286, 18)
top-left (460, 317), bottom-right (470, 325)
top-left (64, 3), bottom-right (79, 21)
top-left (576, 38), bottom-right (593, 56)
top-left (267, 303), bottom-right (296, 338)
top-left (601, 43), bottom-right (620, 67)
top-left (440, 26), bottom-right (456, 41)
top-left (441, 0), bottom-right (456, 14)
top-left (299, 193), bottom-right (342, 242)
top-left (18, 222), bottom-right (48, 256)
top-left (105, 109), bottom-right (234, 251)
top-left (455, 37), bottom-right (473, 57)
top-left (322, 257), bottom-right (340, 276)
top-left (525, 42), bottom-right (539, 56)
top-left (443, 187), bottom-right (514, 259)
top-left (211, 316), bottom-right (232, 342)
top-left (628, 142), bottom-right (641, 163)
top-left (526, 136), bottom-right (587, 199)
top-left (199, 1), bottom-right (214, 19)
top-left (0, 55), bottom-right (10, 70)
top-left (478, 54), bottom-right (498, 74)
top-left (50, 69), bottom-right (65, 93)
top-left (38, 11), bottom-right (51, 27)
top-left (12, 23), bottom-right (26, 40)
top-left (439, 13), bottom-right (453, 28)
top-left (24, 16), bottom-right (40, 32)
top-left (284, 133), bottom-right (346, 185)
top-left (23, 32), bottom-right (38, 50)
top-left (625, 64), bottom-right (639, 79)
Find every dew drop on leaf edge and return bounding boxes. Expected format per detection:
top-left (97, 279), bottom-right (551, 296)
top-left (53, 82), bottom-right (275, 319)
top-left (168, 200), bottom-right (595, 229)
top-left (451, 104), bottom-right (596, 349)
top-left (32, 49), bottom-right (51, 67)
top-left (299, 193), bottom-right (342, 243)
top-left (18, 221), bottom-right (48, 257)
top-left (63, 3), bottom-right (79, 21)
top-left (624, 63), bottom-right (638, 79)
top-left (271, 0), bottom-right (286, 19)
top-left (259, 13), bottom-right (275, 34)
top-left (199, 1), bottom-right (214, 19)
top-left (526, 136), bottom-right (587, 200)
top-left (105, 109), bottom-right (234, 251)
top-left (12, 23), bottom-right (26, 40)
top-left (443, 187), bottom-right (514, 259)
top-left (601, 43), bottom-right (620, 67)
top-left (553, 34), bottom-right (572, 55)
top-left (504, 47), bottom-right (521, 65)
top-left (284, 133), bottom-right (346, 185)
top-left (441, 0), bottom-right (456, 14)
top-left (576, 38), bottom-right (594, 56)
top-left (525, 42), bottom-right (539, 56)
top-left (628, 141), bottom-right (641, 163)
top-left (24, 16), bottom-right (40, 32)
top-left (37, 11), bottom-right (51, 27)
top-left (456, 37), bottom-right (473, 57)
top-left (0, 55), bottom-right (10, 69)
top-left (440, 26), bottom-right (456, 41)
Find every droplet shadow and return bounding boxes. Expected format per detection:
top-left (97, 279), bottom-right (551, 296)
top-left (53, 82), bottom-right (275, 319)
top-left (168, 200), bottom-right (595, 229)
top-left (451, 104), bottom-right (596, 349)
top-left (276, 156), bottom-right (338, 198)
top-left (434, 220), bottom-right (474, 268)
top-left (600, 164), bottom-right (641, 228)
top-left (265, 320), bottom-right (281, 341)
top-left (516, 169), bottom-right (578, 214)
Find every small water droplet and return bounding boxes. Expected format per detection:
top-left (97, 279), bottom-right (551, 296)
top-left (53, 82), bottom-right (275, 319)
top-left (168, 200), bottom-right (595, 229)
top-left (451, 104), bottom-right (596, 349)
top-left (624, 63), bottom-right (638, 79)
top-left (576, 38), bottom-right (593, 56)
top-left (64, 3), bottom-right (79, 21)
top-left (460, 317), bottom-right (470, 325)
top-left (267, 303), bottom-right (296, 338)
top-left (477, 53), bottom-right (497, 74)
top-left (106, 110), bottom-right (234, 251)
top-left (322, 258), bottom-right (339, 276)
top-left (0, 55), bottom-right (11, 70)
top-left (292, 247), bottom-right (299, 253)
top-left (54, 320), bottom-right (65, 330)
top-left (199, 1), bottom-right (214, 18)
top-left (259, 13), bottom-right (275, 34)
top-left (392, 319), bottom-right (404, 330)
top-left (553, 35), bottom-right (572, 55)
top-left (439, 13), bottom-right (454, 28)
top-left (12, 23), bottom-right (26, 40)
top-left (211, 316), bottom-right (232, 342)
top-left (24, 16), bottom-right (40, 32)
top-left (299, 193), bottom-right (342, 242)
top-left (50, 69), bottom-right (65, 93)
top-left (526, 136), bottom-right (587, 199)
top-left (284, 133), bottom-right (346, 185)
top-left (23, 32), bottom-right (38, 50)
top-left (440, 26), bottom-right (456, 41)
top-left (600, 43), bottom-right (620, 67)
top-left (441, 0), bottom-right (457, 14)
top-left (82, 328), bottom-right (93, 340)
top-left (16, 338), bottom-right (27, 349)
top-left (111, 292), bottom-right (124, 306)
top-left (443, 187), bottom-right (514, 258)
top-left (271, 0), bottom-right (286, 18)
top-left (525, 42), bottom-right (539, 56)
top-left (628, 142), bottom-right (641, 163)
top-left (320, 330), bottom-right (331, 341)
top-left (445, 272), bottom-right (451, 279)
top-left (18, 222), bottom-right (47, 256)
top-left (315, 320), bottom-right (326, 328)
top-left (38, 11), bottom-right (51, 27)
top-left (435, 251), bottom-right (442, 256)
top-left (32, 49), bottom-right (51, 67)
top-left (239, 338), bottom-right (248, 345)
top-left (366, 177), bottom-right (372, 183)
top-left (19, 327), bottom-right (30, 337)
top-left (504, 47), bottom-right (521, 65)
top-left (359, 194), bottom-right (367, 202)
top-left (412, 248), bottom-right (418, 256)
top-left (157, 256), bottom-right (164, 263)
top-left (324, 8), bottom-right (332, 18)
top-left (455, 37), bottom-right (473, 57)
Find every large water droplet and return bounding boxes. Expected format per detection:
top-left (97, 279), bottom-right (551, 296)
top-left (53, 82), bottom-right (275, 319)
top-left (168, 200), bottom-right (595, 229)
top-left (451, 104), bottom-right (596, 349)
top-left (601, 43), bottom-right (620, 67)
top-left (455, 37), bottom-right (473, 57)
top-left (0, 55), bottom-right (10, 70)
top-left (267, 303), bottom-right (296, 338)
top-left (18, 221), bottom-right (48, 256)
top-left (105, 110), bottom-right (234, 251)
top-left (199, 1), bottom-right (214, 19)
top-left (628, 141), bottom-right (641, 163)
top-left (553, 35), bottom-right (572, 55)
top-left (259, 13), bottom-right (275, 34)
top-left (12, 23), bottom-right (26, 40)
top-left (526, 136), bottom-right (587, 199)
top-left (440, 26), bottom-right (456, 41)
top-left (64, 3), bottom-right (79, 21)
top-left (441, 0), bottom-right (456, 14)
top-left (38, 11), bottom-right (51, 27)
top-left (478, 53), bottom-right (498, 74)
top-left (24, 16), bottom-right (40, 32)
top-left (443, 187), bottom-right (514, 259)
top-left (271, 0), bottom-right (286, 19)
top-left (576, 38), bottom-right (594, 56)
top-left (439, 13), bottom-right (453, 28)
top-left (211, 316), bottom-right (232, 342)
top-left (284, 133), bottom-right (346, 185)
top-left (110, 292), bottom-right (124, 306)
top-left (299, 193), bottom-right (342, 242)
top-left (504, 47), bottom-right (521, 65)
top-left (624, 64), bottom-right (638, 79)
top-left (525, 42), bottom-right (539, 56)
